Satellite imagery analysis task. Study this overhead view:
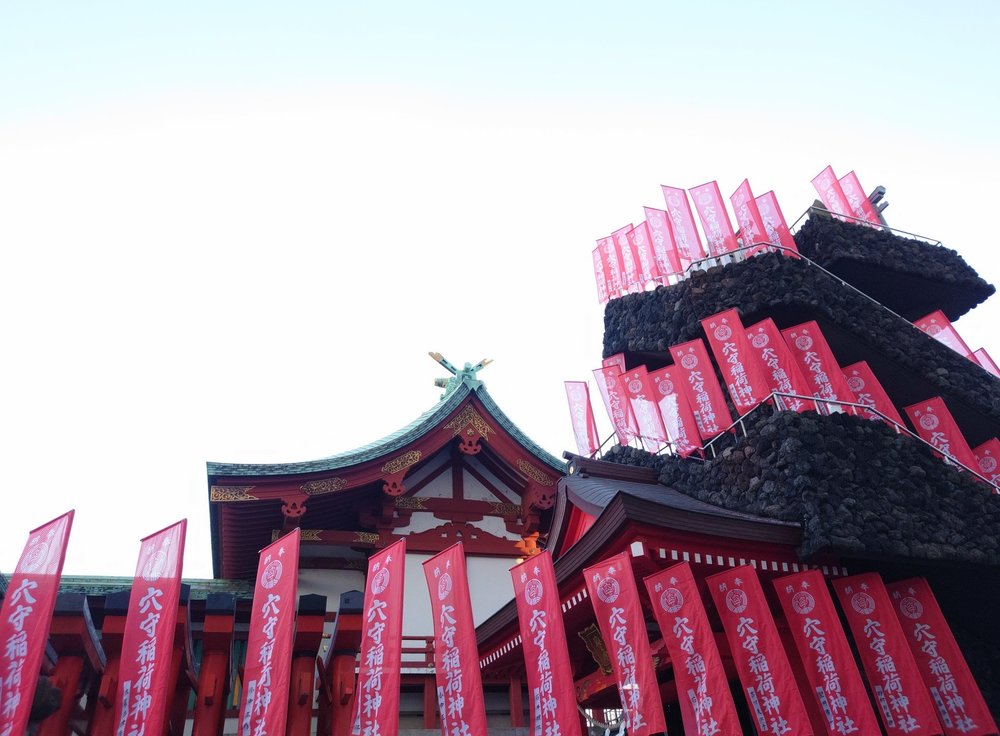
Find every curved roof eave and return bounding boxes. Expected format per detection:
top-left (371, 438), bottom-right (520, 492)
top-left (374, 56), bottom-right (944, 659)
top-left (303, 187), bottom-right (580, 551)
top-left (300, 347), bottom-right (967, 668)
top-left (207, 378), bottom-right (566, 478)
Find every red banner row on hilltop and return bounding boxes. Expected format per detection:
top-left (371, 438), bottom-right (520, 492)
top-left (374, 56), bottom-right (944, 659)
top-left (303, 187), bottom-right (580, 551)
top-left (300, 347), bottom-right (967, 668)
top-left (593, 180), bottom-right (801, 304)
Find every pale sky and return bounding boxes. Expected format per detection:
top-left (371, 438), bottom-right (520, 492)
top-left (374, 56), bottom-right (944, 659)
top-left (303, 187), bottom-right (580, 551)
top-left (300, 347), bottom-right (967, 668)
top-left (2, 1), bottom-right (998, 577)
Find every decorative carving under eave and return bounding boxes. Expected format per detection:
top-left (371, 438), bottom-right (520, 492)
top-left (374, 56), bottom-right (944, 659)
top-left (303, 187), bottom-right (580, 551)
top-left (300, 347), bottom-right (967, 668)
top-left (355, 531), bottom-right (380, 545)
top-left (516, 459), bottom-right (554, 486)
top-left (301, 478), bottom-right (347, 496)
top-left (489, 501), bottom-right (522, 517)
top-left (395, 496), bottom-right (427, 510)
top-left (281, 497), bottom-right (308, 519)
top-left (578, 624), bottom-right (613, 675)
top-left (209, 486), bottom-right (258, 502)
top-left (516, 532), bottom-right (540, 556)
top-left (527, 484), bottom-right (556, 510)
top-left (300, 529), bottom-right (323, 542)
top-left (445, 405), bottom-right (493, 439)
top-left (457, 433), bottom-right (482, 455)
top-left (383, 478), bottom-right (406, 496)
top-left (381, 451), bottom-right (422, 475)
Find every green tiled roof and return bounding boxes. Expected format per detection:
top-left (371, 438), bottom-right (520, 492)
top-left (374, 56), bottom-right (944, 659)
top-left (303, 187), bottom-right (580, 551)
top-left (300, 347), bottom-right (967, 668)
top-left (57, 575), bottom-right (255, 599)
top-left (207, 375), bottom-right (565, 478)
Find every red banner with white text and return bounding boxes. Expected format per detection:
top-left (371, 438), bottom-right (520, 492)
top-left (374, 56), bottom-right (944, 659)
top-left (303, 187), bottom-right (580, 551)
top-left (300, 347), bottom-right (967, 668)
top-left (648, 365), bottom-right (703, 455)
top-left (669, 339), bottom-right (734, 439)
top-left (114, 520), bottom-right (187, 736)
top-left (0, 511), bottom-right (74, 736)
top-left (706, 566), bottom-right (812, 736)
top-left (774, 569), bottom-right (881, 736)
top-left (886, 578), bottom-right (998, 735)
top-left (661, 185), bottom-right (706, 264)
top-left (811, 165), bottom-right (851, 220)
top-left (603, 353), bottom-right (627, 373)
top-left (422, 543), bottom-right (488, 736)
top-left (628, 222), bottom-right (660, 287)
top-left (915, 311), bottom-right (973, 358)
top-left (583, 552), bottom-right (666, 735)
top-left (903, 397), bottom-right (979, 470)
top-left (594, 366), bottom-right (638, 445)
top-left (644, 563), bottom-right (741, 735)
top-left (510, 552), bottom-right (582, 736)
top-left (973, 348), bottom-right (1000, 378)
top-left (745, 318), bottom-right (813, 413)
top-left (781, 321), bottom-right (858, 411)
top-left (973, 438), bottom-right (1000, 487)
top-left (644, 206), bottom-right (683, 276)
top-left (614, 224), bottom-right (641, 294)
top-left (564, 381), bottom-right (601, 456)
top-left (352, 538), bottom-right (405, 736)
top-left (597, 236), bottom-right (625, 300)
top-left (838, 171), bottom-right (881, 226)
top-left (690, 181), bottom-right (738, 256)
top-left (755, 191), bottom-right (800, 256)
top-left (592, 246), bottom-right (611, 305)
top-left (623, 366), bottom-right (668, 449)
top-left (239, 529), bottom-right (300, 736)
top-left (701, 308), bottom-right (771, 414)
top-left (831, 573), bottom-right (942, 735)
top-left (842, 360), bottom-right (905, 426)
top-left (730, 179), bottom-right (771, 257)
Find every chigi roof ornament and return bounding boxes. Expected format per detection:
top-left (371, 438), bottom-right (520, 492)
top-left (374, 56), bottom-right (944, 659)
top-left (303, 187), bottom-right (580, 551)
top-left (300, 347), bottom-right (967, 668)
top-left (428, 351), bottom-right (493, 397)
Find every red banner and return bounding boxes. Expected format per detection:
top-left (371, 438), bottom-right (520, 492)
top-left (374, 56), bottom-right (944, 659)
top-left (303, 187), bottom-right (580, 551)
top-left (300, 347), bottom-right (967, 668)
top-left (597, 236), bottom-right (624, 300)
top-left (614, 223), bottom-right (641, 294)
top-left (623, 365), bottom-right (668, 448)
top-left (745, 318), bottom-right (813, 413)
top-left (661, 184), bottom-right (706, 264)
top-left (842, 360), bottom-right (905, 426)
top-left (973, 438), bottom-right (1000, 486)
top-left (583, 552), bottom-right (666, 735)
top-left (973, 348), bottom-right (1000, 378)
top-left (352, 538), bottom-right (406, 736)
top-left (781, 321), bottom-right (858, 411)
top-left (831, 573), bottom-right (942, 735)
top-left (239, 529), bottom-right (300, 736)
top-left (886, 578), bottom-right (998, 735)
top-left (730, 179), bottom-right (771, 257)
top-left (648, 365), bottom-right (702, 455)
top-left (603, 353), bottom-right (627, 373)
top-left (564, 381), bottom-right (601, 456)
top-left (422, 543), bottom-right (488, 736)
top-left (644, 206), bottom-right (683, 276)
top-left (838, 171), bottom-right (881, 226)
top-left (628, 222), bottom-right (661, 287)
top-left (510, 552), bottom-right (582, 736)
top-left (755, 191), bottom-right (801, 256)
top-left (706, 566), bottom-right (812, 736)
top-left (644, 563), bottom-right (741, 735)
top-left (811, 165), bottom-right (851, 220)
top-left (690, 181), bottom-right (738, 256)
top-left (669, 339), bottom-right (734, 439)
top-left (592, 246), bottom-right (611, 305)
top-left (915, 311), bottom-right (973, 358)
top-left (774, 569), bottom-right (881, 736)
top-left (903, 397), bottom-right (978, 470)
top-left (0, 511), bottom-right (74, 736)
top-left (114, 520), bottom-right (188, 736)
top-left (594, 366), bottom-right (638, 445)
top-left (701, 308), bottom-right (771, 414)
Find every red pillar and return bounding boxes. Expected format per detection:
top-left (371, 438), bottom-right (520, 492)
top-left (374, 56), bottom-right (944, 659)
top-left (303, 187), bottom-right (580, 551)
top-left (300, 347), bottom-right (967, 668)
top-left (286, 594), bottom-right (327, 736)
top-left (508, 676), bottom-right (523, 727)
top-left (191, 593), bottom-right (236, 736)
top-left (39, 594), bottom-right (105, 736)
top-left (164, 585), bottom-right (193, 736)
top-left (87, 591), bottom-right (130, 736)
top-left (319, 591), bottom-right (363, 736)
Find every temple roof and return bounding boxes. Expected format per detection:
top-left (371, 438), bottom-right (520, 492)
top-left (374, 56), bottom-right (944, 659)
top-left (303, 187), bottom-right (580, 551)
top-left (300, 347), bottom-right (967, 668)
top-left (207, 372), bottom-right (563, 478)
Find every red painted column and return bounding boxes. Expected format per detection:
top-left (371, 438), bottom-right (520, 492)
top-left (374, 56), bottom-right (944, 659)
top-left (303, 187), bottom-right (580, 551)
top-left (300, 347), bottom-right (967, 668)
top-left (321, 591), bottom-right (363, 736)
top-left (508, 676), bottom-right (523, 727)
top-left (191, 593), bottom-right (236, 736)
top-left (39, 594), bottom-right (105, 736)
top-left (87, 591), bottom-right (130, 736)
top-left (286, 594), bottom-right (328, 736)
top-left (164, 584), bottom-right (193, 736)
